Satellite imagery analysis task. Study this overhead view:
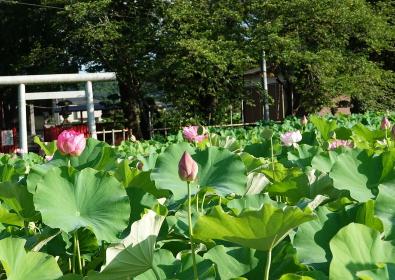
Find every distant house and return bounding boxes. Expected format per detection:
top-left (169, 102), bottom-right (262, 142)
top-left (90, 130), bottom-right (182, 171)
top-left (243, 68), bottom-right (289, 122)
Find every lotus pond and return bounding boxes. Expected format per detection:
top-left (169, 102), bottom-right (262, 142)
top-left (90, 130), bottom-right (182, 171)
top-left (0, 113), bottom-right (395, 280)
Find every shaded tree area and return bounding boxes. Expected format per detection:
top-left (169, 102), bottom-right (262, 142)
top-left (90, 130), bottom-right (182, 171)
top-left (246, 0), bottom-right (395, 113)
top-left (0, 1), bottom-right (78, 129)
top-left (0, 0), bottom-right (394, 137)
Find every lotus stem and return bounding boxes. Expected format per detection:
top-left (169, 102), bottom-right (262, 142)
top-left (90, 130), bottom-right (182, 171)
top-left (187, 181), bottom-right (199, 280)
top-left (152, 266), bottom-right (161, 280)
top-left (72, 234), bottom-right (76, 274)
top-left (264, 247), bottom-right (272, 280)
top-left (270, 136), bottom-right (275, 180)
top-left (196, 190), bottom-right (199, 213)
top-left (74, 231), bottom-right (82, 274)
top-left (201, 192), bottom-right (207, 213)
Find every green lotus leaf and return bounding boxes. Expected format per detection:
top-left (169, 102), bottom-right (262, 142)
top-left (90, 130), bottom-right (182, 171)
top-left (245, 172), bottom-right (270, 195)
top-left (27, 159), bottom-right (65, 194)
top-left (279, 274), bottom-right (314, 280)
top-left (310, 116), bottom-right (337, 141)
top-left (287, 144), bottom-right (322, 169)
top-left (151, 143), bottom-right (195, 200)
top-left (90, 209), bottom-right (166, 279)
top-left (293, 206), bottom-right (352, 272)
top-left (134, 249), bottom-right (179, 280)
top-left (0, 181), bottom-right (37, 220)
top-left (193, 146), bottom-right (247, 196)
top-left (151, 143), bottom-right (246, 200)
top-left (194, 204), bottom-right (315, 251)
top-left (33, 167), bottom-right (130, 242)
top-left (329, 223), bottom-right (395, 280)
top-left (204, 245), bottom-right (258, 279)
top-left (0, 237), bottom-right (62, 280)
top-left (311, 151), bottom-right (339, 173)
top-left (329, 150), bottom-right (381, 201)
top-left (244, 140), bottom-right (281, 158)
top-left (239, 152), bottom-right (266, 174)
top-left (356, 263), bottom-right (395, 280)
top-left (267, 174), bottom-right (310, 203)
top-left (227, 194), bottom-right (275, 216)
top-left (351, 123), bottom-right (385, 149)
top-left (374, 177), bottom-right (395, 240)
top-left (0, 203), bottom-right (24, 227)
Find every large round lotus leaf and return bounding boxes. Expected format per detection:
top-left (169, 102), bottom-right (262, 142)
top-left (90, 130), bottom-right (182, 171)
top-left (204, 245), bottom-right (258, 279)
top-left (293, 206), bottom-right (352, 273)
top-left (33, 167), bottom-right (130, 243)
top-left (89, 210), bottom-right (165, 280)
top-left (0, 237), bottom-right (63, 280)
top-left (329, 150), bottom-right (381, 202)
top-left (151, 143), bottom-right (247, 200)
top-left (194, 204), bottom-right (315, 251)
top-left (150, 143), bottom-right (195, 201)
top-left (287, 144), bottom-right (322, 169)
top-left (374, 178), bottom-right (395, 240)
top-left (329, 223), bottom-right (395, 280)
top-left (193, 146), bottom-right (247, 196)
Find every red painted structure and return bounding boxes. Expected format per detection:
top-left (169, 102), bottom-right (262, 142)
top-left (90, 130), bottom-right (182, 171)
top-left (0, 128), bottom-right (18, 153)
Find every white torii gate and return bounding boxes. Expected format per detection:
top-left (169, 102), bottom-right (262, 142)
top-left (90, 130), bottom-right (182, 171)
top-left (0, 72), bottom-right (117, 153)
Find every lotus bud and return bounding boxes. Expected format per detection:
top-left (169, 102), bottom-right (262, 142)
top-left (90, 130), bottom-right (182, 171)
top-left (301, 115), bottom-right (308, 126)
top-left (56, 129), bottom-right (86, 156)
top-left (178, 152), bottom-right (198, 182)
top-left (381, 117), bottom-right (391, 130)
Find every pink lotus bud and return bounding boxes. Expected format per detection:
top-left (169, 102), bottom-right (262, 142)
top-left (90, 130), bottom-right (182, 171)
top-left (182, 126), bottom-right (208, 143)
top-left (381, 117), bottom-right (391, 130)
top-left (56, 129), bottom-right (86, 156)
top-left (178, 152), bottom-right (198, 182)
top-left (280, 131), bottom-right (302, 147)
top-left (301, 115), bottom-right (308, 126)
top-left (328, 139), bottom-right (353, 150)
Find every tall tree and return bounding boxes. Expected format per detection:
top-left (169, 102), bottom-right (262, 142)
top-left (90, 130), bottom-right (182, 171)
top-left (55, 0), bottom-right (164, 138)
top-left (158, 0), bottom-right (252, 125)
top-left (0, 1), bottom-right (77, 128)
top-left (246, 0), bottom-right (395, 113)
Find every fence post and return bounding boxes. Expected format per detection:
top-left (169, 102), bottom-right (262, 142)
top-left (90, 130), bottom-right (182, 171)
top-left (29, 104), bottom-right (36, 136)
top-left (18, 84), bottom-right (28, 153)
top-left (85, 81), bottom-right (97, 139)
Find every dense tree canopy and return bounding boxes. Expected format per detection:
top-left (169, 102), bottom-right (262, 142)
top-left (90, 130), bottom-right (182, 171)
top-left (0, 0), bottom-right (394, 135)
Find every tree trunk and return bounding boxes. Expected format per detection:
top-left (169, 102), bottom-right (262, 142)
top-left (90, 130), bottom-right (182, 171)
top-left (118, 81), bottom-right (143, 139)
top-left (118, 79), bottom-right (152, 140)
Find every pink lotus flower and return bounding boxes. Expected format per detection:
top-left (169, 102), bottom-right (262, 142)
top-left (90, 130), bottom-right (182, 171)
top-left (328, 139), bottom-right (353, 150)
top-left (301, 115), bottom-right (308, 126)
top-left (280, 131), bottom-right (302, 147)
top-left (182, 126), bottom-right (208, 143)
top-left (57, 130), bottom-right (86, 156)
top-left (178, 151), bottom-right (198, 182)
top-left (381, 117), bottom-right (391, 130)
